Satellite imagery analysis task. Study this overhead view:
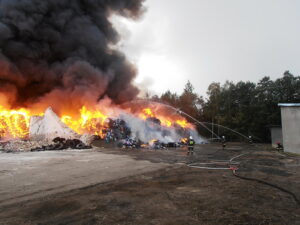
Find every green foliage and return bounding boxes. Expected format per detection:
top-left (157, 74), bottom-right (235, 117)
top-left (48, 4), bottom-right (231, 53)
top-left (155, 72), bottom-right (300, 142)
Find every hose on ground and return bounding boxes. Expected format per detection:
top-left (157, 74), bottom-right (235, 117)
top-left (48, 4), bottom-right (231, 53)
top-left (231, 169), bottom-right (300, 206)
top-left (186, 152), bottom-right (300, 207)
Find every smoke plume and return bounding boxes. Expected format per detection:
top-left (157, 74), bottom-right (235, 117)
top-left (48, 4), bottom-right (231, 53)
top-left (0, 0), bottom-right (145, 112)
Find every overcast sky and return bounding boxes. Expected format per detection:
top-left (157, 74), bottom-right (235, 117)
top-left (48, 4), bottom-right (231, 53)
top-left (113, 0), bottom-right (300, 97)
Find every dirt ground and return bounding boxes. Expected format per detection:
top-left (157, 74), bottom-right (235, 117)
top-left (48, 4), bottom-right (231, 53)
top-left (0, 143), bottom-right (299, 225)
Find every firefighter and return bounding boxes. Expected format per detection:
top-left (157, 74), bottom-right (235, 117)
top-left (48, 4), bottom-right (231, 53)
top-left (221, 136), bottom-right (226, 150)
top-left (276, 142), bottom-right (283, 150)
top-left (188, 136), bottom-right (195, 155)
top-left (249, 136), bottom-right (253, 144)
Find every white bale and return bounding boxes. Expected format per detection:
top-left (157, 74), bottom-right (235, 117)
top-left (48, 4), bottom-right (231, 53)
top-left (29, 107), bottom-right (79, 141)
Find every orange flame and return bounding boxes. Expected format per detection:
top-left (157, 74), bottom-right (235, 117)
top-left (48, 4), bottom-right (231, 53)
top-left (176, 120), bottom-right (189, 128)
top-left (138, 107), bottom-right (193, 129)
top-left (0, 105), bottom-right (110, 139)
top-left (143, 108), bottom-right (155, 117)
top-left (61, 106), bottom-right (108, 138)
top-left (0, 104), bottom-right (194, 140)
top-left (0, 106), bottom-right (32, 139)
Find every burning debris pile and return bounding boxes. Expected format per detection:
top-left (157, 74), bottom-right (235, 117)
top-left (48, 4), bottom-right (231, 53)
top-left (0, 0), bottom-right (204, 152)
top-left (0, 102), bottom-right (204, 152)
top-left (0, 107), bottom-right (94, 152)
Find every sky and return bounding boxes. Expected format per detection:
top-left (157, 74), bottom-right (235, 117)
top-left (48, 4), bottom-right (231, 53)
top-left (113, 0), bottom-right (300, 97)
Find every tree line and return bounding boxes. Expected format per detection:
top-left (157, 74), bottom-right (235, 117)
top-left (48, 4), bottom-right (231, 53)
top-left (150, 71), bottom-right (300, 142)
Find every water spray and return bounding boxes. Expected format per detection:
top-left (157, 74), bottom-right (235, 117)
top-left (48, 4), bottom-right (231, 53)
top-left (127, 99), bottom-right (252, 142)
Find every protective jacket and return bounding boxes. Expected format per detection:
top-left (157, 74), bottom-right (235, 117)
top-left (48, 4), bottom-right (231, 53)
top-left (188, 139), bottom-right (195, 146)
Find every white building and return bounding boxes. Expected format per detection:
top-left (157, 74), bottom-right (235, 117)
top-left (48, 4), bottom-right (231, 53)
top-left (278, 103), bottom-right (300, 154)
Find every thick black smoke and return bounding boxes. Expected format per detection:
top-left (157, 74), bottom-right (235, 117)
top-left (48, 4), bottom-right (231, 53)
top-left (0, 0), bottom-right (144, 110)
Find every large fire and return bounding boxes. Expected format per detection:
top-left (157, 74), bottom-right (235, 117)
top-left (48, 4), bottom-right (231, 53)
top-left (0, 104), bottom-right (194, 140)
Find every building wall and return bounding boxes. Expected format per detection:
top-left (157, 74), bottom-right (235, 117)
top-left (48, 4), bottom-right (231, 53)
top-left (280, 106), bottom-right (300, 154)
top-left (270, 127), bottom-right (283, 148)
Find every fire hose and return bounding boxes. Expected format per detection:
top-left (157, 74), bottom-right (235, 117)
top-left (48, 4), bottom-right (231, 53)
top-left (186, 153), bottom-right (300, 206)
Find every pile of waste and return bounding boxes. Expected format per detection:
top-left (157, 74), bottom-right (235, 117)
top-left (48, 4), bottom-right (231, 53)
top-left (118, 138), bottom-right (141, 149)
top-left (0, 140), bottom-right (52, 152)
top-left (0, 106), bottom-right (204, 152)
top-left (103, 119), bottom-right (131, 142)
top-left (31, 137), bottom-right (92, 152)
top-left (29, 107), bottom-right (80, 141)
top-left (92, 113), bottom-right (198, 149)
top-left (0, 136), bottom-right (94, 153)
top-left (115, 138), bottom-right (187, 150)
